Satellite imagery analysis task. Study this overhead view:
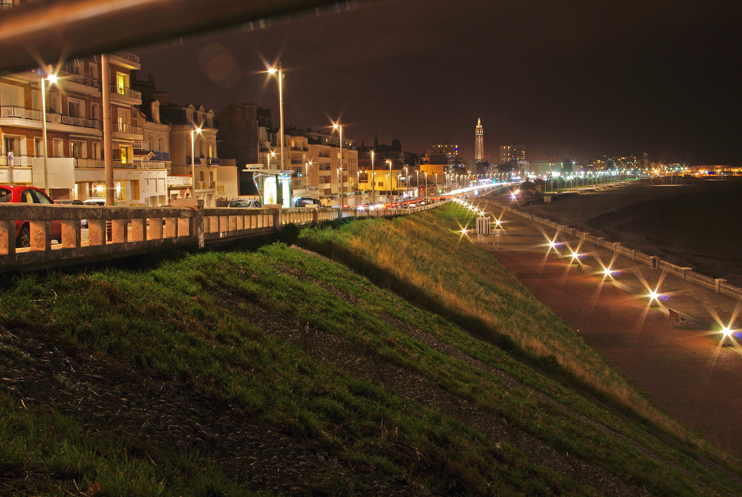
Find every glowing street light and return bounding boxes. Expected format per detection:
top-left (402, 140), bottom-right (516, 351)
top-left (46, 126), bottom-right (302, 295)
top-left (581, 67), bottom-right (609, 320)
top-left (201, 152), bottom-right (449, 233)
top-left (332, 122), bottom-right (343, 202)
top-left (371, 150), bottom-right (376, 205)
top-left (267, 64), bottom-right (284, 172)
top-left (305, 160), bottom-right (313, 195)
top-left (40, 69), bottom-right (59, 194)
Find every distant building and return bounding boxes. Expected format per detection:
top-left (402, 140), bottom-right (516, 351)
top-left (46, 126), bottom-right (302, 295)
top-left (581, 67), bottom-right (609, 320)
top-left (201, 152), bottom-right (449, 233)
top-left (500, 143), bottom-right (525, 163)
top-left (528, 159), bottom-right (560, 176)
top-left (474, 119), bottom-right (484, 162)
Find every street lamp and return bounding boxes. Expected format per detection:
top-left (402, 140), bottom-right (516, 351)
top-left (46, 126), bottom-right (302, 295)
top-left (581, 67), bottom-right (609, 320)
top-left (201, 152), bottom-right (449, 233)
top-left (371, 150), bottom-right (375, 206)
top-left (387, 160), bottom-right (392, 205)
top-left (332, 122), bottom-right (343, 202)
top-left (267, 63), bottom-right (284, 171)
top-left (424, 172), bottom-right (428, 201)
top-left (191, 126), bottom-right (202, 198)
top-left (305, 160), bottom-right (312, 196)
top-left (40, 71), bottom-right (58, 194)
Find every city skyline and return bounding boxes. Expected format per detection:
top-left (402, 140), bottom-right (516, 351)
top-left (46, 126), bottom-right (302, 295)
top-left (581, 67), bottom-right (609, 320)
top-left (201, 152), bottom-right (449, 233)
top-left (138, 0), bottom-right (741, 164)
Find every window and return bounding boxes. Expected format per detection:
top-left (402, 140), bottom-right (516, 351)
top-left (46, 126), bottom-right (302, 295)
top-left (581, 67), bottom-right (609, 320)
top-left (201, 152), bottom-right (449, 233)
top-left (34, 138), bottom-right (43, 157)
top-left (208, 142), bottom-right (213, 158)
top-left (68, 98), bottom-right (83, 118)
top-left (53, 139), bottom-right (64, 157)
top-left (89, 63), bottom-right (99, 80)
top-left (93, 142), bottom-right (101, 159)
top-left (91, 103), bottom-right (100, 121)
top-left (116, 72), bottom-right (128, 95)
top-left (199, 140), bottom-right (203, 157)
top-left (119, 146), bottom-right (128, 165)
top-left (49, 93), bottom-right (61, 114)
top-left (199, 171), bottom-right (205, 181)
top-left (148, 136), bottom-right (153, 151)
top-left (158, 137), bottom-right (163, 152)
top-left (1, 84), bottom-right (23, 107)
top-left (70, 141), bottom-right (85, 158)
top-left (117, 108), bottom-right (130, 132)
top-left (31, 90), bottom-right (41, 111)
top-left (4, 136), bottom-right (21, 156)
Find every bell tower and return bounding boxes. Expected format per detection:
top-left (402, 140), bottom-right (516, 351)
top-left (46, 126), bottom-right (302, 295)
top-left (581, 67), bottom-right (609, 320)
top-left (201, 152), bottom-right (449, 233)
top-left (475, 118), bottom-right (484, 161)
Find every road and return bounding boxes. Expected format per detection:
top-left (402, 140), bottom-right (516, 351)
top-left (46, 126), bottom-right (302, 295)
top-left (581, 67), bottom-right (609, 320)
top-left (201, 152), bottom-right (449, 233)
top-left (472, 197), bottom-right (742, 458)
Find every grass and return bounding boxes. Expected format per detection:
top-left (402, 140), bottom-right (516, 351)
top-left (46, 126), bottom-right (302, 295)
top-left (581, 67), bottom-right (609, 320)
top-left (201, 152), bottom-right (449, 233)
top-left (0, 393), bottom-right (255, 497)
top-left (0, 203), bottom-right (740, 495)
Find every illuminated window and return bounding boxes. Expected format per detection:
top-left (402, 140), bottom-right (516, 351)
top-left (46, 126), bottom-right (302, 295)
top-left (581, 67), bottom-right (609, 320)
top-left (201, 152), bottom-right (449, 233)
top-left (116, 72), bottom-right (128, 95)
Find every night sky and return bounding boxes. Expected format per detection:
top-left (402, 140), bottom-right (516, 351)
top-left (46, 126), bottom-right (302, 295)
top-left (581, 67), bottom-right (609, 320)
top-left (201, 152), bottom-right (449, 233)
top-left (138, 0), bottom-right (742, 165)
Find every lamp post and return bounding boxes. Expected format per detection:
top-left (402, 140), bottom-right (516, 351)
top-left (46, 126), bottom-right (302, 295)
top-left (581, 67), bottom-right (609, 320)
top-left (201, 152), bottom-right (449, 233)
top-left (332, 122), bottom-right (344, 203)
top-left (387, 160), bottom-right (392, 205)
top-left (305, 160), bottom-right (312, 197)
top-left (435, 173), bottom-right (438, 195)
top-left (190, 126), bottom-right (202, 198)
top-left (424, 172), bottom-right (428, 201)
top-left (416, 170), bottom-right (419, 198)
top-left (40, 71), bottom-right (57, 194)
top-left (371, 150), bottom-right (375, 206)
top-left (267, 64), bottom-right (284, 172)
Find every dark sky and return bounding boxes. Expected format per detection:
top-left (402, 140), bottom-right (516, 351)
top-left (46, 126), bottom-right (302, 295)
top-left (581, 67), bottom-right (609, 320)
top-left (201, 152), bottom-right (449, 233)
top-left (138, 0), bottom-right (742, 165)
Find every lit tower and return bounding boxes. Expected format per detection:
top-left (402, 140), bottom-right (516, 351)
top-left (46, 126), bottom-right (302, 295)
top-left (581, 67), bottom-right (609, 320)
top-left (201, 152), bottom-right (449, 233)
top-left (475, 118), bottom-right (484, 162)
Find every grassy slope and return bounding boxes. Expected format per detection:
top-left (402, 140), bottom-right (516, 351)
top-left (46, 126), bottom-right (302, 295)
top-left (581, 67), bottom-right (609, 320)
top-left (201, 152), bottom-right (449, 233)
top-left (0, 203), bottom-right (739, 496)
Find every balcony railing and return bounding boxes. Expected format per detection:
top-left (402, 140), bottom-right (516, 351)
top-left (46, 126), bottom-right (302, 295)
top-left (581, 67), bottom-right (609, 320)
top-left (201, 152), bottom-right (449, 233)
top-left (112, 122), bottom-right (142, 134)
top-left (116, 52), bottom-right (141, 65)
top-left (207, 157), bottom-right (219, 165)
top-left (111, 84), bottom-right (142, 100)
top-left (0, 106), bottom-right (101, 130)
top-left (195, 181), bottom-right (216, 190)
top-left (0, 155), bottom-right (34, 166)
top-left (59, 70), bottom-right (100, 89)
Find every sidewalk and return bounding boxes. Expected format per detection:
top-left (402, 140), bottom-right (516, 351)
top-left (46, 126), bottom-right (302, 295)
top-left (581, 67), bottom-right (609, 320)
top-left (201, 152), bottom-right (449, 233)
top-left (476, 203), bottom-right (742, 457)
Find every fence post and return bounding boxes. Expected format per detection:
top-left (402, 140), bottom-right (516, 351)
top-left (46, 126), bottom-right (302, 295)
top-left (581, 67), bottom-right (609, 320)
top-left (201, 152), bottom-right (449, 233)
top-left (651, 256), bottom-right (660, 269)
top-left (715, 278), bottom-right (727, 293)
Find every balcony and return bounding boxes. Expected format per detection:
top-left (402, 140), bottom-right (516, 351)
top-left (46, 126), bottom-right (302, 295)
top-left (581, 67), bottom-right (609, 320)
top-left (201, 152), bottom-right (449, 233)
top-left (195, 181), bottom-right (216, 190)
top-left (58, 70), bottom-right (100, 96)
top-left (112, 122), bottom-right (142, 139)
top-left (109, 52), bottom-right (141, 70)
top-left (0, 106), bottom-right (101, 134)
top-left (110, 84), bottom-right (142, 105)
top-left (207, 157), bottom-right (219, 165)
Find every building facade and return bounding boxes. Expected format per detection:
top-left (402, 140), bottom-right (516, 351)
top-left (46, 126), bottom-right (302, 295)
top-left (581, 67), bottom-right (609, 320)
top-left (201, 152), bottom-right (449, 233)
top-left (500, 143), bottom-right (526, 164)
top-left (0, 48), bottom-right (173, 205)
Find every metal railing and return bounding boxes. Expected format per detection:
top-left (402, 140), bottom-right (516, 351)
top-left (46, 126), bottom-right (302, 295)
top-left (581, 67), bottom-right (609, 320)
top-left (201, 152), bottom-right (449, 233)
top-left (112, 122), bottom-right (142, 134)
top-left (59, 70), bottom-right (100, 89)
top-left (0, 106), bottom-right (100, 130)
top-left (494, 199), bottom-right (742, 301)
top-left (111, 84), bottom-right (142, 100)
top-left (115, 52), bottom-right (141, 65)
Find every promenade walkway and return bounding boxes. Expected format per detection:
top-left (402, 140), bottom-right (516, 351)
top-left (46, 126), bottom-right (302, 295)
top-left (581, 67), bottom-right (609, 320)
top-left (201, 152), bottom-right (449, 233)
top-left (477, 201), bottom-right (742, 457)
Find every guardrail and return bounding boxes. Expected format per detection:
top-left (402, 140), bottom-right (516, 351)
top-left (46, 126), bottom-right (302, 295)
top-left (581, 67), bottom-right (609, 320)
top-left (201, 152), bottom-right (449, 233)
top-left (0, 200), bottom-right (447, 272)
top-left (492, 201), bottom-right (742, 301)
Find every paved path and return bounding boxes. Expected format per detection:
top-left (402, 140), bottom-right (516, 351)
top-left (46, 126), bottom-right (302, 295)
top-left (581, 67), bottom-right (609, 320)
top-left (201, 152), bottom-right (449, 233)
top-left (474, 200), bottom-right (742, 458)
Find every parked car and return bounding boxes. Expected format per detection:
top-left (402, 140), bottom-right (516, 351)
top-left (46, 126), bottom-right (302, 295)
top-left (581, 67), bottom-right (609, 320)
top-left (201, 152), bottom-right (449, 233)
top-left (54, 199), bottom-right (84, 206)
top-left (83, 198), bottom-right (107, 206)
top-left (228, 199), bottom-right (262, 208)
top-left (0, 185), bottom-right (62, 247)
top-left (294, 197), bottom-right (322, 208)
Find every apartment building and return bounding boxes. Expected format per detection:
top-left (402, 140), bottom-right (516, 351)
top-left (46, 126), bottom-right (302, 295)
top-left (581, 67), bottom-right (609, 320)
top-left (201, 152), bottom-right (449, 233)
top-left (0, 49), bottom-right (170, 205)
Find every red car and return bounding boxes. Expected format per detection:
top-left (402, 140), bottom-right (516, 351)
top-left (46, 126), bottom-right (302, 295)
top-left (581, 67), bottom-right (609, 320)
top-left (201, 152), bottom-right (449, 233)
top-left (0, 185), bottom-right (62, 248)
